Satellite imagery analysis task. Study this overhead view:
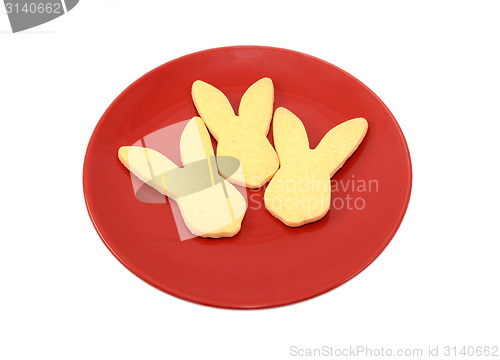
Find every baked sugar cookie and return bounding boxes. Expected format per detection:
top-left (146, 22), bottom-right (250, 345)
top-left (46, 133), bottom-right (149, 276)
top-left (118, 117), bottom-right (247, 238)
top-left (264, 107), bottom-right (368, 227)
top-left (191, 78), bottom-right (279, 188)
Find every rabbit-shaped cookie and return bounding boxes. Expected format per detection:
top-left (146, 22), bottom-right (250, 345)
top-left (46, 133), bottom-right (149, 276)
top-left (192, 78), bottom-right (279, 188)
top-left (118, 117), bottom-right (247, 238)
top-left (264, 107), bottom-right (368, 227)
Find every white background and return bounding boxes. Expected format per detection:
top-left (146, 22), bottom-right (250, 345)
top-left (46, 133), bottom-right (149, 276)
top-left (1, 1), bottom-right (499, 359)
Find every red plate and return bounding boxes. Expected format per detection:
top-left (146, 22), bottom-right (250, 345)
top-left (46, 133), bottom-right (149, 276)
top-left (83, 46), bottom-right (412, 309)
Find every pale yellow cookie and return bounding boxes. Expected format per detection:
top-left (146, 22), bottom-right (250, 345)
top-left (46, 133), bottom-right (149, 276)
top-left (191, 78), bottom-right (279, 188)
top-left (264, 107), bottom-right (368, 227)
top-left (118, 117), bottom-right (247, 238)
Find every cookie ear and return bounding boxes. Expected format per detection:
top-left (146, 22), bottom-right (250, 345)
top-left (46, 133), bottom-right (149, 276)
top-left (118, 146), bottom-right (179, 197)
top-left (238, 77), bottom-right (274, 135)
top-left (314, 118), bottom-right (368, 177)
top-left (192, 80), bottom-right (235, 141)
top-left (179, 117), bottom-right (214, 166)
top-left (273, 107), bottom-right (310, 166)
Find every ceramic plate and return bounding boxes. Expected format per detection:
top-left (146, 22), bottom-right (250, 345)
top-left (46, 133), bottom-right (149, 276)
top-left (83, 46), bottom-right (412, 309)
